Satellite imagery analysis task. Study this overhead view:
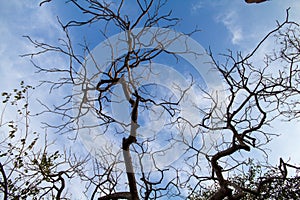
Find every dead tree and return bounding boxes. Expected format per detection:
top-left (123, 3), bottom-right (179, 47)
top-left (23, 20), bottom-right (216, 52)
top-left (25, 0), bottom-right (193, 199)
top-left (23, 1), bottom-right (300, 199)
top-left (181, 9), bottom-right (300, 200)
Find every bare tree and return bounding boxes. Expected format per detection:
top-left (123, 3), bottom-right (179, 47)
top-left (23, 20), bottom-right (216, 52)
top-left (181, 9), bottom-right (300, 200)
top-left (18, 1), bottom-right (300, 199)
top-left (25, 0), bottom-right (192, 199)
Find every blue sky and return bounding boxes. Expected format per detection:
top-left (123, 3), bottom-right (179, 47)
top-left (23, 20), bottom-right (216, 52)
top-left (1, 0), bottom-right (300, 198)
top-left (45, 1), bottom-right (300, 54)
top-left (1, 0), bottom-right (299, 96)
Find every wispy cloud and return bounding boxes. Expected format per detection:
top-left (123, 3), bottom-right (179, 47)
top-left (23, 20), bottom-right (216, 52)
top-left (191, 0), bottom-right (204, 13)
top-left (0, 1), bottom-right (63, 89)
top-left (0, 1), bottom-right (69, 139)
top-left (214, 0), bottom-right (299, 49)
top-left (216, 10), bottom-right (243, 45)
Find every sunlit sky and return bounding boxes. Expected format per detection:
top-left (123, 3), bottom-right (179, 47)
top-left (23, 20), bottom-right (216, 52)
top-left (0, 0), bottom-right (300, 198)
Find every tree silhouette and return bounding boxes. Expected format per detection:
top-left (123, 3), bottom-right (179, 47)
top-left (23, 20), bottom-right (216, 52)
top-left (4, 1), bottom-right (299, 199)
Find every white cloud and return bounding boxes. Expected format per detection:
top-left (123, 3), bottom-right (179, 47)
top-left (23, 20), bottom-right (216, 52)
top-left (212, 0), bottom-right (300, 48)
top-left (191, 1), bottom-right (204, 13)
top-left (0, 1), bottom-right (63, 90)
top-left (217, 10), bottom-right (243, 45)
